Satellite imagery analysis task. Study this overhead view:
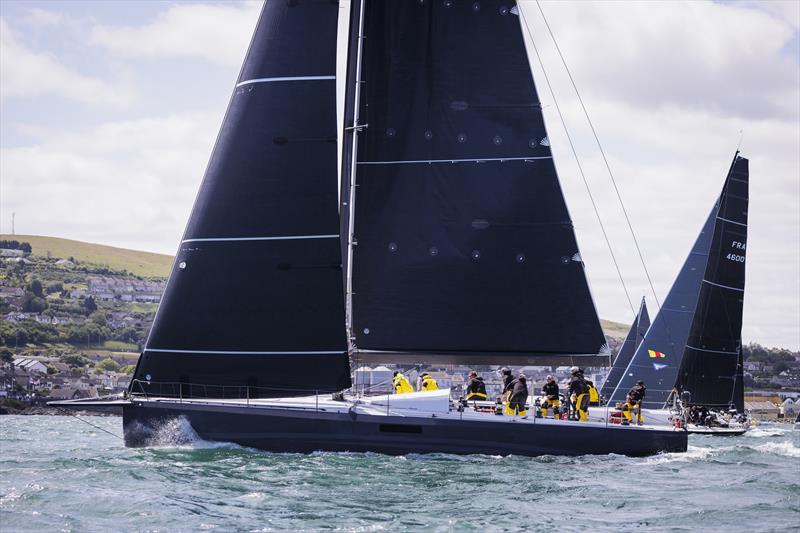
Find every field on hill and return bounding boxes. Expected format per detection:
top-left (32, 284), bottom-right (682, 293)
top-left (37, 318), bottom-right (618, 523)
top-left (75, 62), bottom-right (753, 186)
top-left (600, 319), bottom-right (629, 340)
top-left (1, 235), bottom-right (172, 278)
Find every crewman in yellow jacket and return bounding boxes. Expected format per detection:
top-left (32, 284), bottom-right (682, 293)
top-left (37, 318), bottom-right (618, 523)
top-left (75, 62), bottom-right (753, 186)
top-left (419, 372), bottom-right (439, 391)
top-left (392, 371), bottom-right (414, 394)
top-left (587, 380), bottom-right (600, 406)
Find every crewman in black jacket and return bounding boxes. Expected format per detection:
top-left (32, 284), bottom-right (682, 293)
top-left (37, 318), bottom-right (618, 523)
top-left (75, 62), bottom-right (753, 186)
top-left (465, 371), bottom-right (487, 400)
top-left (568, 366), bottom-right (590, 422)
top-left (505, 374), bottom-right (528, 417)
top-left (498, 367), bottom-right (514, 402)
top-left (540, 375), bottom-right (560, 418)
top-left (622, 380), bottom-right (646, 425)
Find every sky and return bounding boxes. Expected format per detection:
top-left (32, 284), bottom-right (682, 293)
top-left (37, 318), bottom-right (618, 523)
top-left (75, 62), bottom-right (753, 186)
top-left (0, 0), bottom-right (798, 349)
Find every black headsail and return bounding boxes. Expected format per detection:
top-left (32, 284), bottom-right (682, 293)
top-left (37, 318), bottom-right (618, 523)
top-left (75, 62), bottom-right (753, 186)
top-left (609, 154), bottom-right (748, 409)
top-left (346, 1), bottom-right (607, 365)
top-left (132, 1), bottom-right (351, 397)
top-left (600, 298), bottom-right (650, 400)
top-left (677, 156), bottom-right (748, 411)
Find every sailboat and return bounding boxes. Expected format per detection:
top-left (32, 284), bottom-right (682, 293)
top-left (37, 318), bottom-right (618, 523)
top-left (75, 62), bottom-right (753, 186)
top-left (607, 153), bottom-right (750, 435)
top-left (600, 298), bottom-right (650, 402)
top-left (51, 1), bottom-right (686, 456)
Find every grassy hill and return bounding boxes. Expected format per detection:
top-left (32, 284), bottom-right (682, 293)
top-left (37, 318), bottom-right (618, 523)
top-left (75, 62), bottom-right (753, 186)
top-left (601, 319), bottom-right (630, 340)
top-left (1, 234), bottom-right (172, 278)
top-left (1, 234), bottom-right (634, 337)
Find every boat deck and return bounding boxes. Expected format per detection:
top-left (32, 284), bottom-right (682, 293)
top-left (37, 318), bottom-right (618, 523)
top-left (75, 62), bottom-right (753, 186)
top-left (128, 390), bottom-right (680, 434)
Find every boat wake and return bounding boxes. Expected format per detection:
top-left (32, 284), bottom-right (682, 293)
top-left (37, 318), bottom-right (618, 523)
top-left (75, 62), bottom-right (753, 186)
top-left (642, 445), bottom-right (718, 465)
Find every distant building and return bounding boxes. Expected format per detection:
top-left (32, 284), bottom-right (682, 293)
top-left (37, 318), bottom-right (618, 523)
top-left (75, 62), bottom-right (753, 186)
top-left (47, 387), bottom-right (88, 400)
top-left (0, 287), bottom-right (24, 298)
top-left (13, 358), bottom-right (48, 375)
top-left (780, 398), bottom-right (797, 418)
top-left (745, 401), bottom-right (780, 420)
top-left (0, 249), bottom-right (24, 257)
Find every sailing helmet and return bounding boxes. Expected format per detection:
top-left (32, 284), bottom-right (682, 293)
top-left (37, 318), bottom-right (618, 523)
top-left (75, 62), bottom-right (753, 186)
top-left (500, 367), bottom-right (511, 375)
top-left (570, 366), bottom-right (580, 374)
top-left (636, 380), bottom-right (644, 386)
top-left (546, 375), bottom-right (554, 381)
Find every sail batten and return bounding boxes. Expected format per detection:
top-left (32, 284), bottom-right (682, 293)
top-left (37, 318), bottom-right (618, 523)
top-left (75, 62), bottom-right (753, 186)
top-left (357, 156), bottom-right (554, 165)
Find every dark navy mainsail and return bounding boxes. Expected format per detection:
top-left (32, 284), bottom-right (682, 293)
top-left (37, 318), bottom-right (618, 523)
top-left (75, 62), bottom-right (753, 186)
top-left (132, 1), bottom-right (351, 397)
top-left (677, 157), bottom-right (748, 411)
top-left (609, 154), bottom-right (748, 409)
top-left (347, 0), bottom-right (606, 363)
top-left (601, 298), bottom-right (650, 400)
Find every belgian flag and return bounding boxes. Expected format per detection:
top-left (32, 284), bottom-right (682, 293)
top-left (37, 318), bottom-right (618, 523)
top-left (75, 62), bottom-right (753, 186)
top-left (648, 349), bottom-right (666, 358)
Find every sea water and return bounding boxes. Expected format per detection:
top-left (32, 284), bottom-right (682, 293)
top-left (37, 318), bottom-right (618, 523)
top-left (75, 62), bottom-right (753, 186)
top-left (1, 415), bottom-right (797, 532)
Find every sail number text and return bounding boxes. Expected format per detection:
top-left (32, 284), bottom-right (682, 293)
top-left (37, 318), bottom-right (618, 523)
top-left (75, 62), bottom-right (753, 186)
top-left (726, 241), bottom-right (746, 262)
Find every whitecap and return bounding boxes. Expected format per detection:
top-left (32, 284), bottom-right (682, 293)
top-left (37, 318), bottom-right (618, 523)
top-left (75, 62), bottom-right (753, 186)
top-left (748, 441), bottom-right (800, 458)
top-left (641, 445), bottom-right (722, 465)
top-left (135, 415), bottom-right (243, 450)
top-left (745, 427), bottom-right (791, 438)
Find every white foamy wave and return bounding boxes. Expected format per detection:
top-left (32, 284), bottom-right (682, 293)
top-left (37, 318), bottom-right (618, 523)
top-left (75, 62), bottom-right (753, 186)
top-left (133, 416), bottom-right (241, 450)
top-left (748, 441), bottom-right (800, 458)
top-left (642, 445), bottom-right (722, 465)
top-left (745, 427), bottom-right (791, 438)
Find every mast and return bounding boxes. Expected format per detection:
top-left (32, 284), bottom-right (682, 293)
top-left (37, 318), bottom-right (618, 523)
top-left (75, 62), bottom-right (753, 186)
top-left (340, 0), bottom-right (367, 359)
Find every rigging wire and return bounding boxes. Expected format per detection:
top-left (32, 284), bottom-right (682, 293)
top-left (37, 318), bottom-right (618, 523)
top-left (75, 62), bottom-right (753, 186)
top-left (517, 6), bottom-right (637, 319)
top-left (532, 0), bottom-right (663, 312)
top-left (56, 406), bottom-right (124, 441)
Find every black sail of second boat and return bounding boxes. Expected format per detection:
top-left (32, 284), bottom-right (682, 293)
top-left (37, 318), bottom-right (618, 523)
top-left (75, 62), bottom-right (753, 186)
top-left (132, 1), bottom-right (350, 397)
top-left (677, 157), bottom-right (748, 411)
top-left (609, 154), bottom-right (748, 409)
top-left (348, 1), bottom-right (607, 364)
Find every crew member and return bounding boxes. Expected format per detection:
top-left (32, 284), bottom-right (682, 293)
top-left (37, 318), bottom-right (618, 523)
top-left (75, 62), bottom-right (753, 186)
top-left (587, 379), bottom-right (600, 406)
top-left (568, 366), bottom-right (590, 422)
top-left (392, 371), bottom-right (413, 394)
top-left (465, 371), bottom-right (487, 400)
top-left (419, 372), bottom-right (439, 391)
top-left (505, 374), bottom-right (529, 417)
top-left (622, 380), bottom-right (646, 424)
top-left (540, 375), bottom-right (560, 418)
top-left (500, 367), bottom-right (514, 402)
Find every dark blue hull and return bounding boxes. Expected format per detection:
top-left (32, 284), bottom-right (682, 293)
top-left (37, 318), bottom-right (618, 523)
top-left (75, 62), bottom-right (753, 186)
top-left (123, 401), bottom-right (687, 457)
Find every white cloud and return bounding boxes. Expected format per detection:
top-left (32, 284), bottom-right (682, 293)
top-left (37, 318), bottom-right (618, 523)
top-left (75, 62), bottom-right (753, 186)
top-left (522, 0), bottom-right (799, 121)
top-left (0, 19), bottom-right (137, 108)
top-left (90, 2), bottom-right (261, 66)
top-left (0, 0), bottom-right (797, 348)
top-left (0, 111), bottom-right (221, 253)
top-left (735, 0), bottom-right (800, 31)
top-left (517, 1), bottom-right (800, 347)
